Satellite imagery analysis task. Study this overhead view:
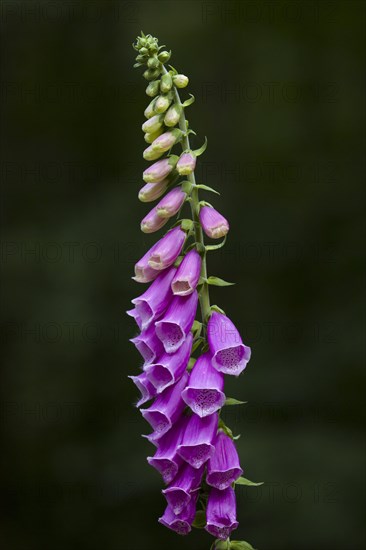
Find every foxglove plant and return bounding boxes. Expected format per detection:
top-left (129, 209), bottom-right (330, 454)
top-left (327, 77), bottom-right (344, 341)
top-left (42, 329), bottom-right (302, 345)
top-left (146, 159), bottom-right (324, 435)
top-left (128, 33), bottom-right (262, 550)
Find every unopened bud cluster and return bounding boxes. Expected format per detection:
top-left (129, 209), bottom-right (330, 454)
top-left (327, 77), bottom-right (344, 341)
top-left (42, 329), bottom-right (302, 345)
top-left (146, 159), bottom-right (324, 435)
top-left (128, 33), bottom-right (256, 550)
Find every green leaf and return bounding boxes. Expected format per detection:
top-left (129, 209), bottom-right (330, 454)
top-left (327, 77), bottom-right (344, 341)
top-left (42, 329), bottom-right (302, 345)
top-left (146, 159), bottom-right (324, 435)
top-left (225, 398), bottom-right (247, 406)
top-left (206, 236), bottom-right (227, 251)
top-left (193, 137), bottom-right (208, 156)
top-left (195, 184), bottom-right (220, 195)
top-left (192, 509), bottom-right (206, 529)
top-left (207, 276), bottom-right (235, 287)
top-left (235, 477), bottom-right (264, 487)
top-left (182, 94), bottom-right (195, 107)
top-left (230, 541), bottom-right (257, 550)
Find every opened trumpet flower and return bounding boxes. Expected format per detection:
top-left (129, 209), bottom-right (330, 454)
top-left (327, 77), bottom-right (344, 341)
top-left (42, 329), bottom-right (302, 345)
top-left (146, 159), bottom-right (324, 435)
top-left (181, 352), bottom-right (225, 417)
top-left (205, 486), bottom-right (239, 541)
top-left (128, 371), bottom-right (157, 408)
top-left (155, 291), bottom-right (198, 353)
top-left (199, 206), bottom-right (230, 239)
top-left (159, 492), bottom-right (198, 536)
top-left (162, 462), bottom-right (204, 514)
top-left (208, 312), bottom-right (251, 375)
top-left (130, 322), bottom-right (164, 366)
top-left (177, 411), bottom-right (218, 469)
top-left (129, 32), bottom-right (257, 549)
top-left (206, 431), bottom-right (243, 490)
top-left (130, 267), bottom-right (176, 330)
top-left (171, 249), bottom-right (201, 297)
top-left (147, 415), bottom-right (187, 483)
top-left (145, 332), bottom-right (193, 393)
top-left (141, 371), bottom-right (189, 440)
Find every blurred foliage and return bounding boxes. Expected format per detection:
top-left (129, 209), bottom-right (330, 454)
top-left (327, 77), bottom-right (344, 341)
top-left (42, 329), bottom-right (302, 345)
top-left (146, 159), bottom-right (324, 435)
top-left (1, 1), bottom-right (365, 549)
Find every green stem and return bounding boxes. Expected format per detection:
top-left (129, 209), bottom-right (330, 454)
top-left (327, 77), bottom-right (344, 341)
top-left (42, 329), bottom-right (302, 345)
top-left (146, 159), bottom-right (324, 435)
top-left (164, 68), bottom-right (211, 327)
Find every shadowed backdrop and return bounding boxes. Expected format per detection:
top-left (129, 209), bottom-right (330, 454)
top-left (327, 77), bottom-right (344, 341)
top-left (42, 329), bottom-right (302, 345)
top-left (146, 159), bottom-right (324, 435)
top-left (1, 1), bottom-right (365, 549)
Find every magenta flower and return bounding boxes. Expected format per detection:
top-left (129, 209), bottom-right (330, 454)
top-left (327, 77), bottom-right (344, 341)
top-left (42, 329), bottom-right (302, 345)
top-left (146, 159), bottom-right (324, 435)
top-left (130, 267), bottom-right (176, 331)
top-left (181, 353), bottom-right (225, 417)
top-left (147, 226), bottom-right (186, 270)
top-left (141, 208), bottom-right (169, 233)
top-left (145, 332), bottom-right (193, 394)
top-left (142, 156), bottom-right (177, 183)
top-left (177, 412), bottom-right (218, 469)
top-left (141, 371), bottom-right (189, 440)
top-left (176, 152), bottom-right (196, 175)
top-left (171, 249), bottom-right (201, 296)
top-left (206, 431), bottom-right (243, 490)
top-left (162, 462), bottom-right (204, 515)
top-left (205, 486), bottom-right (239, 540)
top-left (128, 371), bottom-right (157, 408)
top-left (156, 187), bottom-right (186, 218)
top-left (199, 206), bottom-right (230, 239)
top-left (147, 415), bottom-right (187, 484)
top-left (158, 492), bottom-right (198, 536)
top-left (155, 291), bottom-right (198, 353)
top-left (133, 244), bottom-right (162, 283)
top-left (138, 179), bottom-right (169, 203)
top-left (207, 311), bottom-right (251, 375)
top-left (130, 323), bottom-right (164, 366)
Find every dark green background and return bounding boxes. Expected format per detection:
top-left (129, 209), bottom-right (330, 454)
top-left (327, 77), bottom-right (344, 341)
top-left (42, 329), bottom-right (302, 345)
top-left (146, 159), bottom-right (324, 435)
top-left (1, 1), bottom-right (365, 549)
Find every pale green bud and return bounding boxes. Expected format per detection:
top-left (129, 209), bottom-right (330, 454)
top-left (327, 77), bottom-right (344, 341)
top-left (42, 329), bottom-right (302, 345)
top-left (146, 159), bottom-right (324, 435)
top-left (160, 73), bottom-right (173, 93)
top-left (144, 99), bottom-right (156, 119)
top-left (142, 114), bottom-right (163, 134)
top-left (173, 74), bottom-right (189, 88)
top-left (154, 93), bottom-right (173, 114)
top-left (143, 68), bottom-right (160, 81)
top-left (144, 128), bottom-right (164, 144)
top-left (151, 129), bottom-right (183, 153)
top-left (146, 80), bottom-right (160, 97)
top-left (147, 56), bottom-right (159, 69)
top-left (158, 51), bottom-right (171, 63)
top-left (164, 103), bottom-right (182, 127)
top-left (143, 145), bottom-right (164, 161)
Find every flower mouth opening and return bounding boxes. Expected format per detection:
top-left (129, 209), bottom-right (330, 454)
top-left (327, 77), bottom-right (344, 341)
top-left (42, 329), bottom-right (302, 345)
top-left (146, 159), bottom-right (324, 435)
top-left (215, 345), bottom-right (245, 372)
top-left (145, 364), bottom-right (173, 393)
top-left (177, 443), bottom-right (214, 469)
top-left (142, 410), bottom-right (171, 435)
top-left (156, 322), bottom-right (184, 353)
top-left (162, 488), bottom-right (190, 515)
top-left (182, 388), bottom-right (225, 417)
top-left (148, 254), bottom-right (164, 270)
top-left (135, 341), bottom-right (155, 364)
top-left (206, 468), bottom-right (243, 490)
top-left (206, 522), bottom-right (238, 540)
top-left (171, 280), bottom-right (192, 296)
top-left (147, 457), bottom-right (178, 484)
top-left (135, 300), bottom-right (154, 329)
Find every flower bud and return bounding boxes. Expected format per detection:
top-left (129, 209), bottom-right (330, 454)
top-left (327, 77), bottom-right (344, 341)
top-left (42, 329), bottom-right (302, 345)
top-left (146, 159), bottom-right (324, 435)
top-left (173, 74), bottom-right (189, 88)
top-left (158, 50), bottom-right (171, 63)
top-left (199, 206), bottom-right (230, 239)
top-left (164, 103), bottom-right (181, 127)
top-left (143, 156), bottom-right (178, 183)
top-left (143, 68), bottom-right (160, 81)
top-left (160, 73), bottom-right (173, 93)
top-left (156, 187), bottom-right (186, 218)
top-left (142, 114), bottom-right (163, 134)
top-left (176, 152), bottom-right (196, 175)
top-left (141, 208), bottom-right (168, 233)
top-left (144, 129), bottom-right (163, 144)
top-left (147, 226), bottom-right (186, 272)
top-left (154, 94), bottom-right (173, 114)
top-left (145, 80), bottom-right (160, 97)
top-left (151, 129), bottom-right (183, 154)
top-left (147, 56), bottom-right (159, 69)
top-left (143, 145), bottom-right (164, 161)
top-left (138, 179), bottom-right (170, 202)
top-left (144, 99), bottom-right (156, 119)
